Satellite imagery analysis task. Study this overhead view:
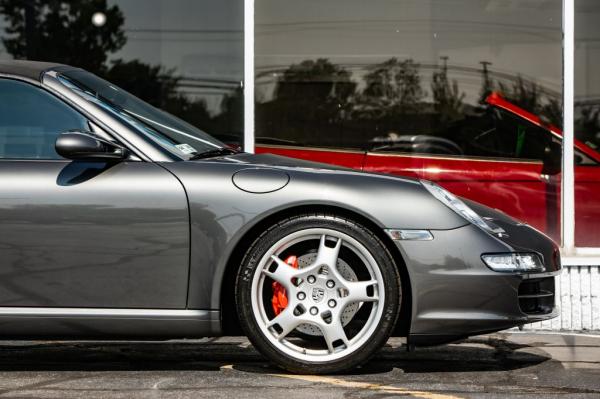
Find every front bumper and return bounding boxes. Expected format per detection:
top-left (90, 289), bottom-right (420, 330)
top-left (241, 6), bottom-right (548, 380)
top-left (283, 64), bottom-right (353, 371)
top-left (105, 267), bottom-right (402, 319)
top-left (391, 204), bottom-right (561, 346)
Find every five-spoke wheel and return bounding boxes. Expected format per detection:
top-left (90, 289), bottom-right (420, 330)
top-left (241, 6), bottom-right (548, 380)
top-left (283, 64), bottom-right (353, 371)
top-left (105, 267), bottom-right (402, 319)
top-left (236, 214), bottom-right (401, 374)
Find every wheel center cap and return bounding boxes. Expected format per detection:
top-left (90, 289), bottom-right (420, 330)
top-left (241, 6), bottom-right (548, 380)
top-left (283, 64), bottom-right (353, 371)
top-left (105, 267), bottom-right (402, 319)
top-left (311, 287), bottom-right (325, 303)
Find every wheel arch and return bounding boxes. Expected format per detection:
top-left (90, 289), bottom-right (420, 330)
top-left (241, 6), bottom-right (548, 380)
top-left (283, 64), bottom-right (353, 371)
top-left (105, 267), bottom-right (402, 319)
top-left (219, 204), bottom-right (412, 336)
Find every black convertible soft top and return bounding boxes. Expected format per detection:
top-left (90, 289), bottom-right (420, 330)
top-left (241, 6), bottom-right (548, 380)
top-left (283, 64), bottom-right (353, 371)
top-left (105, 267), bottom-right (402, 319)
top-left (0, 60), bottom-right (72, 81)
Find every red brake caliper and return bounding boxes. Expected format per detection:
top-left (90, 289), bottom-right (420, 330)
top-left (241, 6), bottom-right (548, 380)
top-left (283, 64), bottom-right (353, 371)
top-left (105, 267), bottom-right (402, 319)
top-left (271, 255), bottom-right (298, 315)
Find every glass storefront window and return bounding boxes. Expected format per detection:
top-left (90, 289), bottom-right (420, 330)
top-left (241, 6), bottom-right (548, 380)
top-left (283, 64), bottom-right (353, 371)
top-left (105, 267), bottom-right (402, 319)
top-left (0, 0), bottom-right (244, 146)
top-left (575, 0), bottom-right (600, 247)
top-left (255, 0), bottom-right (563, 243)
top-left (3, 0), bottom-right (585, 249)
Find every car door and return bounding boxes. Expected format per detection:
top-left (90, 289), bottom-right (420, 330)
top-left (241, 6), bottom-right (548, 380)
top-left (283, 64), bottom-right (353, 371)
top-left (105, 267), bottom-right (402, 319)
top-left (363, 106), bottom-right (560, 242)
top-left (0, 78), bottom-right (190, 309)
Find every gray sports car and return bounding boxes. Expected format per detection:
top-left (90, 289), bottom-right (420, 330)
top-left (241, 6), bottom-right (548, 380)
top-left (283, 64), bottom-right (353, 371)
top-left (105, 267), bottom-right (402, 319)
top-left (0, 61), bottom-right (560, 374)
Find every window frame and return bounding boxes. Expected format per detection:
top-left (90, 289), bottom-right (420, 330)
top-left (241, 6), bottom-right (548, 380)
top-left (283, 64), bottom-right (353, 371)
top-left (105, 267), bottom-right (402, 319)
top-left (560, 0), bottom-right (597, 264)
top-left (561, 0), bottom-right (600, 263)
top-left (43, 71), bottom-right (168, 163)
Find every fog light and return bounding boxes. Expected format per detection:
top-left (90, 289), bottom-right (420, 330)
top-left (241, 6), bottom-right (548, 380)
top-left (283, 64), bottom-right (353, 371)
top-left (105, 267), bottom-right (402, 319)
top-left (481, 253), bottom-right (544, 273)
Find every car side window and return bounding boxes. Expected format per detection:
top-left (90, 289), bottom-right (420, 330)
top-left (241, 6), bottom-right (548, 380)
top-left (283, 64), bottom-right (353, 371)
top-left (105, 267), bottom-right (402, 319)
top-left (461, 111), bottom-right (516, 158)
top-left (365, 105), bottom-right (561, 163)
top-left (492, 108), bottom-right (551, 161)
top-left (0, 79), bottom-right (88, 160)
top-left (458, 108), bottom-right (552, 161)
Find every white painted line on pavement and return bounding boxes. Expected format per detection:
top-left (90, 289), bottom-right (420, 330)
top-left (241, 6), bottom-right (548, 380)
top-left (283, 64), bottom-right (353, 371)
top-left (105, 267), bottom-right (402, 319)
top-left (269, 373), bottom-right (465, 399)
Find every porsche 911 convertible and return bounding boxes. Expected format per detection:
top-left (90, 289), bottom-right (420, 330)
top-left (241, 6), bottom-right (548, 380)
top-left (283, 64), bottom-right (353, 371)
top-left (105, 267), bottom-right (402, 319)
top-left (0, 61), bottom-right (560, 373)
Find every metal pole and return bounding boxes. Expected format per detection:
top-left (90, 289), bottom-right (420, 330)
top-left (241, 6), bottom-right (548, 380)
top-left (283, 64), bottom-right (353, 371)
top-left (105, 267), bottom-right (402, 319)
top-left (243, 0), bottom-right (255, 153)
top-left (562, 0), bottom-right (575, 253)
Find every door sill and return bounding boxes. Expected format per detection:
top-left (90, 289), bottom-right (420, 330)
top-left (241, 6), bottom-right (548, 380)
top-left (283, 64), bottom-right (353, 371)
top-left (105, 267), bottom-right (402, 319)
top-left (0, 308), bottom-right (220, 338)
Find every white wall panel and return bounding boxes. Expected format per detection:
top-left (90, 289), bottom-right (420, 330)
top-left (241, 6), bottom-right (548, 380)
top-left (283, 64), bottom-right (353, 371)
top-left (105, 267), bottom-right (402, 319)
top-left (522, 266), bottom-right (600, 331)
top-left (581, 267), bottom-right (592, 329)
top-left (591, 266), bottom-right (600, 330)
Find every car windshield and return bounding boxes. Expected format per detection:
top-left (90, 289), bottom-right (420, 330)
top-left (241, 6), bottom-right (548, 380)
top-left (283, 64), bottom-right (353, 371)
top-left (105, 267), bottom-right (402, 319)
top-left (57, 69), bottom-right (226, 159)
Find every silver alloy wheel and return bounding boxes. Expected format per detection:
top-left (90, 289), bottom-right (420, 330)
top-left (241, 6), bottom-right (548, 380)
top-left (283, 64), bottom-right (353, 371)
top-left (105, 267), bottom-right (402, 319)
top-left (294, 253), bottom-right (360, 336)
top-left (250, 228), bottom-right (385, 363)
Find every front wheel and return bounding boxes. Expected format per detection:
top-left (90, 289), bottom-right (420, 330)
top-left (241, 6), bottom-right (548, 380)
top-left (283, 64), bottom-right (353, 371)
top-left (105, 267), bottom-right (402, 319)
top-left (236, 214), bottom-right (401, 374)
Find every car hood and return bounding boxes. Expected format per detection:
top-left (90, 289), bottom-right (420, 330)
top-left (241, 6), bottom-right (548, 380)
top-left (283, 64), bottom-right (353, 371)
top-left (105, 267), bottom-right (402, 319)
top-left (199, 151), bottom-right (420, 183)
top-left (165, 151), bottom-right (468, 231)
top-left (207, 152), bottom-right (352, 171)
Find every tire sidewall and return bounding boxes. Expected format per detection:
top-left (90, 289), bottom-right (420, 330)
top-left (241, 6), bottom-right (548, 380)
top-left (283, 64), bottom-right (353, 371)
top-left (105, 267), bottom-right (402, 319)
top-left (235, 214), bottom-right (401, 374)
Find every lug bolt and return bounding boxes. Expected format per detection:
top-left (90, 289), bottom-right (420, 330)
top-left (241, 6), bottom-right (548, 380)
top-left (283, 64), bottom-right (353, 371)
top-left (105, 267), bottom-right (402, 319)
top-left (310, 307), bottom-right (318, 315)
top-left (307, 275), bottom-right (316, 284)
top-left (328, 299), bottom-right (337, 308)
top-left (297, 292), bottom-right (306, 300)
top-left (326, 280), bottom-right (335, 288)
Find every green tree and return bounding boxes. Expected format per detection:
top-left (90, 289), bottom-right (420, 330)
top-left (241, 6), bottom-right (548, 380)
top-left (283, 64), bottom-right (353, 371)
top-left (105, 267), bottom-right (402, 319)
top-left (498, 76), bottom-right (541, 115)
top-left (360, 58), bottom-right (425, 116)
top-left (431, 57), bottom-right (465, 126)
top-left (275, 59), bottom-right (355, 113)
top-left (542, 98), bottom-right (562, 128)
top-left (480, 63), bottom-right (562, 130)
top-left (213, 87), bottom-right (243, 138)
top-left (256, 59), bottom-right (356, 146)
top-left (105, 59), bottom-right (180, 109)
top-left (0, 0), bottom-right (125, 72)
top-left (478, 61), bottom-right (494, 104)
top-left (274, 58), bottom-right (356, 123)
top-left (0, 0), bottom-right (222, 140)
top-left (576, 106), bottom-right (600, 149)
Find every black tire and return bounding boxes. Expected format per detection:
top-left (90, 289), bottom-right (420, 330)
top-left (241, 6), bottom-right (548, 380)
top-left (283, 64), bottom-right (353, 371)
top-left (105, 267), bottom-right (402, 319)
top-left (235, 213), bottom-right (401, 374)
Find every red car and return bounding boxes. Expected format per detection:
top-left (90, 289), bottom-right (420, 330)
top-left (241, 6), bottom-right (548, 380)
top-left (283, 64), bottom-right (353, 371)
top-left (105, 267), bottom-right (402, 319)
top-left (256, 93), bottom-right (600, 247)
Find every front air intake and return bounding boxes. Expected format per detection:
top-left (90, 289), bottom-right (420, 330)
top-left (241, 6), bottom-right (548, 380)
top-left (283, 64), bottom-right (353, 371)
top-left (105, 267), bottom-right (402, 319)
top-left (518, 277), bottom-right (555, 315)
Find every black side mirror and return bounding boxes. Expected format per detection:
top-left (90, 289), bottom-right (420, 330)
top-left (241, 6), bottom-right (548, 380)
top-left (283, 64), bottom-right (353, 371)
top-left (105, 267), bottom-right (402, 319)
top-left (542, 139), bottom-right (562, 175)
top-left (56, 130), bottom-right (127, 161)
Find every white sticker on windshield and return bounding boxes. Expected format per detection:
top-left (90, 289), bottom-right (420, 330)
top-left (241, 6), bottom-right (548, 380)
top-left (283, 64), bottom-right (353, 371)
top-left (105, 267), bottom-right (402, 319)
top-left (175, 143), bottom-right (198, 155)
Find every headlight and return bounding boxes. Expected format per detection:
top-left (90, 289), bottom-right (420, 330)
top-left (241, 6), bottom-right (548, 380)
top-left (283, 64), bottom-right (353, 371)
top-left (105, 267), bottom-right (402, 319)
top-left (482, 253), bottom-right (544, 273)
top-left (420, 180), bottom-right (497, 233)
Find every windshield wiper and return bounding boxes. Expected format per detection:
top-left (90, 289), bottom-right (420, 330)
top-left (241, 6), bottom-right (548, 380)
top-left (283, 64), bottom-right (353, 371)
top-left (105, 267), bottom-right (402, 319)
top-left (188, 147), bottom-right (240, 160)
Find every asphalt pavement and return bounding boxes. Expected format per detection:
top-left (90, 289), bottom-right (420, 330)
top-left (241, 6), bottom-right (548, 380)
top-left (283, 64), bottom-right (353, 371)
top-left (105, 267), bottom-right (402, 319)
top-left (0, 332), bottom-right (597, 398)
